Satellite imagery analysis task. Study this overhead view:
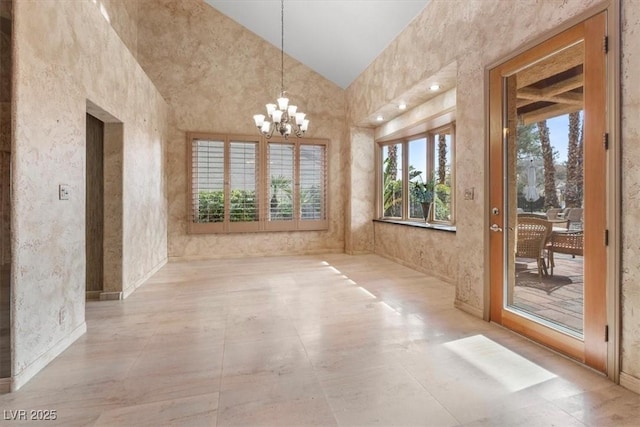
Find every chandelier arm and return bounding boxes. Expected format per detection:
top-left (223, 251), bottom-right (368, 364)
top-left (264, 123), bottom-right (276, 140)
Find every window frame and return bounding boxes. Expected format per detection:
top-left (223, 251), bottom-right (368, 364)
top-left (187, 132), bottom-right (329, 234)
top-left (376, 123), bottom-right (456, 226)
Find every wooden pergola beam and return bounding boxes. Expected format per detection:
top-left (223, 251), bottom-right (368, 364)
top-left (519, 103), bottom-right (582, 125)
top-left (516, 73), bottom-right (584, 108)
top-left (517, 90), bottom-right (583, 108)
top-left (538, 73), bottom-right (583, 97)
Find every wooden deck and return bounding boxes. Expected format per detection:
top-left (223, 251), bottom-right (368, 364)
top-left (513, 253), bottom-right (584, 334)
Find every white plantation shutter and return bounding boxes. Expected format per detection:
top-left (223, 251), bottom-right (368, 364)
top-left (299, 144), bottom-right (327, 221)
top-left (192, 139), bottom-right (224, 225)
top-left (229, 141), bottom-right (259, 223)
top-left (267, 142), bottom-right (295, 223)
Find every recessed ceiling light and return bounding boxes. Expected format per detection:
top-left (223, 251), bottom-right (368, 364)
top-left (399, 103), bottom-right (407, 110)
top-left (376, 116), bottom-right (384, 121)
top-left (430, 84), bottom-right (440, 91)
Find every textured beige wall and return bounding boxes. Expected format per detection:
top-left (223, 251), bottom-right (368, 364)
top-left (136, 0), bottom-right (346, 260)
top-left (620, 0), bottom-right (640, 382)
top-left (11, 0), bottom-right (167, 387)
top-left (374, 222), bottom-right (457, 284)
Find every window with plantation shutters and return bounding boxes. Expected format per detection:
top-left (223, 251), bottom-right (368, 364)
top-left (187, 132), bottom-right (329, 233)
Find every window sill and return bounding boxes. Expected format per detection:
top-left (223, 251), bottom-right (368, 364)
top-left (373, 218), bottom-right (456, 233)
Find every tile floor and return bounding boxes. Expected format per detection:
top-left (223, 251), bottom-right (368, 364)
top-left (1, 254), bottom-right (639, 426)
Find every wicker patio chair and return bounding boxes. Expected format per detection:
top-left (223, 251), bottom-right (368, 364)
top-left (566, 207), bottom-right (583, 230)
top-left (546, 208), bottom-right (562, 220)
top-left (516, 217), bottom-right (553, 278)
top-left (547, 231), bottom-right (583, 276)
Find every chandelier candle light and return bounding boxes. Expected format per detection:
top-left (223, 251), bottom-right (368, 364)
top-left (253, 0), bottom-right (309, 139)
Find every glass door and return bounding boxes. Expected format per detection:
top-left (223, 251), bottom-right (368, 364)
top-left (489, 13), bottom-right (607, 372)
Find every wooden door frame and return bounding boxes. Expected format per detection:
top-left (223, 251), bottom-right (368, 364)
top-left (484, 1), bottom-right (620, 381)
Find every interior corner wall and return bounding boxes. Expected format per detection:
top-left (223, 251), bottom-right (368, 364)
top-left (136, 0), bottom-right (346, 260)
top-left (346, 0), bottom-right (640, 387)
top-left (344, 127), bottom-right (375, 255)
top-left (10, 0), bottom-right (168, 390)
top-left (99, 0), bottom-right (140, 59)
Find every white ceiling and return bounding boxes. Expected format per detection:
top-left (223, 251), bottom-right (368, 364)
top-left (204, 0), bottom-right (431, 89)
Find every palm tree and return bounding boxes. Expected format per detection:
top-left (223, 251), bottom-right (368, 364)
top-left (537, 120), bottom-right (559, 209)
top-left (565, 112), bottom-right (582, 207)
top-left (269, 175), bottom-right (292, 219)
top-left (382, 157), bottom-right (402, 217)
top-left (576, 118), bottom-right (584, 203)
top-left (437, 134), bottom-right (447, 185)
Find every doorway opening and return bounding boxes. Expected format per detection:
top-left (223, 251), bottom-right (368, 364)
top-left (86, 100), bottom-right (123, 301)
top-left (86, 113), bottom-right (104, 298)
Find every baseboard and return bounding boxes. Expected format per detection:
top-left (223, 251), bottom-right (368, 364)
top-left (344, 249), bottom-right (372, 255)
top-left (0, 377), bottom-right (10, 394)
top-left (122, 257), bottom-right (167, 299)
top-left (454, 299), bottom-right (484, 319)
top-left (620, 372), bottom-right (640, 394)
top-left (86, 290), bottom-right (102, 300)
top-left (374, 251), bottom-right (455, 285)
top-left (11, 321), bottom-right (87, 391)
top-left (99, 291), bottom-right (123, 301)
top-left (168, 249), bottom-right (344, 262)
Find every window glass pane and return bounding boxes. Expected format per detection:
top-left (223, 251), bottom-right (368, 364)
top-left (229, 141), bottom-right (258, 222)
top-left (192, 139), bottom-right (224, 223)
top-left (382, 143), bottom-right (403, 217)
top-left (409, 137), bottom-right (428, 219)
top-left (433, 131), bottom-right (453, 222)
top-left (268, 143), bottom-right (294, 221)
top-left (300, 145), bottom-right (326, 220)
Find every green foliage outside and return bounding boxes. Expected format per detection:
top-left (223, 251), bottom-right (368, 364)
top-left (270, 175), bottom-right (293, 220)
top-left (433, 183), bottom-right (452, 221)
top-left (197, 190), bottom-right (224, 223)
top-left (383, 159), bottom-right (452, 222)
top-left (196, 190), bottom-right (258, 223)
top-left (196, 177), bottom-right (323, 223)
top-left (383, 177), bottom-right (403, 217)
top-left (301, 186), bottom-right (323, 220)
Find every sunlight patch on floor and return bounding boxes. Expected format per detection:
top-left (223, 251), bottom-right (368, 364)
top-left (444, 335), bottom-right (557, 392)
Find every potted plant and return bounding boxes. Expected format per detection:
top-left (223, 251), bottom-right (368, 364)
top-left (411, 177), bottom-right (435, 222)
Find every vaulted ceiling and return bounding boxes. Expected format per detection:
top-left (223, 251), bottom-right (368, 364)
top-left (204, 0), bottom-right (431, 89)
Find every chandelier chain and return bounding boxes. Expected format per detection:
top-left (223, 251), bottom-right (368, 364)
top-left (252, 0), bottom-right (309, 139)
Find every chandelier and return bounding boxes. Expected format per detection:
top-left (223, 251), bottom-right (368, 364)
top-left (253, 0), bottom-right (309, 139)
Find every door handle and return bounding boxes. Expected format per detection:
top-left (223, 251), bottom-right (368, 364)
top-left (490, 224), bottom-right (503, 232)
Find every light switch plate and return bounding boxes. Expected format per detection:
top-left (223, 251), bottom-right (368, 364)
top-left (59, 184), bottom-right (70, 200)
top-left (464, 187), bottom-right (474, 200)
